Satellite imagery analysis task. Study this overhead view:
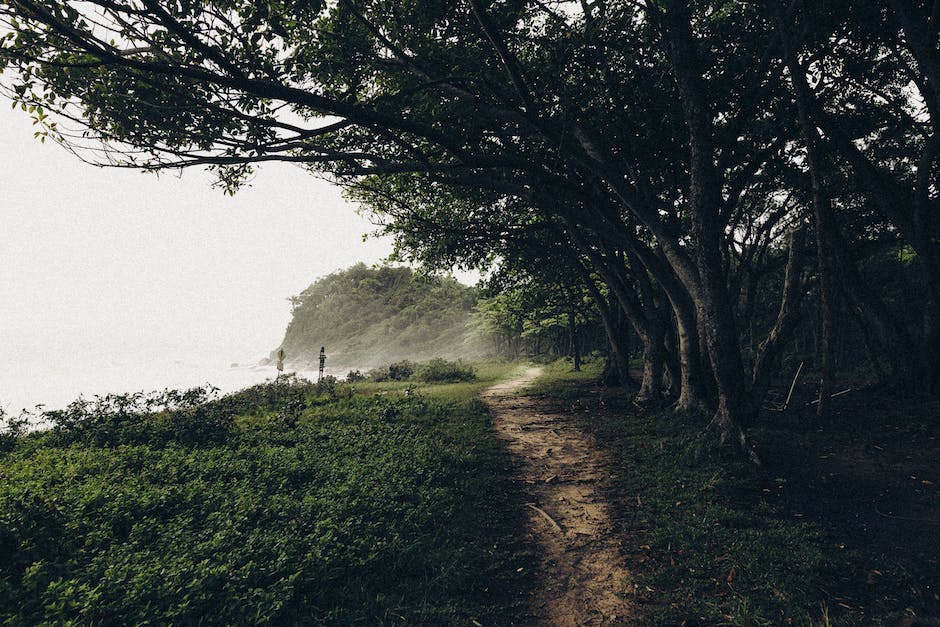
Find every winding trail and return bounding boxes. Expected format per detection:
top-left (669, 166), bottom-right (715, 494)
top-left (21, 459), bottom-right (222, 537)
top-left (483, 367), bottom-right (632, 626)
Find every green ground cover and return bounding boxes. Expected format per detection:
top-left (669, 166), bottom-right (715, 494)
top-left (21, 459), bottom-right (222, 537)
top-left (0, 366), bottom-right (525, 625)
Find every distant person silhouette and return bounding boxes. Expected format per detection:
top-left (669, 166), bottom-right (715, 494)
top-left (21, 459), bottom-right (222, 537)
top-left (318, 347), bottom-right (326, 382)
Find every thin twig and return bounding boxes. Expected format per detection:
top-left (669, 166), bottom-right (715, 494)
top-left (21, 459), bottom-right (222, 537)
top-left (784, 361), bottom-right (804, 408)
top-left (875, 508), bottom-right (940, 525)
top-left (807, 388), bottom-right (853, 406)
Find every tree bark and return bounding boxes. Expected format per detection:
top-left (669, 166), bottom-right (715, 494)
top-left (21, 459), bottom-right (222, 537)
top-left (619, 215), bottom-right (712, 411)
top-left (576, 259), bottom-right (633, 387)
top-left (566, 226), bottom-right (665, 397)
top-left (777, 12), bottom-right (838, 417)
top-left (662, 0), bottom-right (756, 459)
top-left (750, 228), bottom-right (807, 407)
top-left (568, 311), bottom-right (582, 371)
top-left (636, 328), bottom-right (666, 403)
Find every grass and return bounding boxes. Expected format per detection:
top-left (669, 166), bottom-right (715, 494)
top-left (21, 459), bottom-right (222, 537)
top-left (347, 360), bottom-right (520, 401)
top-left (597, 408), bottom-right (827, 625)
top-left (528, 368), bottom-right (940, 626)
top-left (0, 372), bottom-right (530, 625)
top-left (517, 357), bottom-right (606, 397)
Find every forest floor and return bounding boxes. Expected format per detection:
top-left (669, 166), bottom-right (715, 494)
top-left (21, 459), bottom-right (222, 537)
top-left (482, 367), bottom-right (633, 626)
top-left (507, 361), bottom-right (940, 626)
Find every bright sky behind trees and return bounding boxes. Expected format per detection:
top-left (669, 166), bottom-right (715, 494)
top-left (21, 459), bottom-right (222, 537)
top-left (0, 107), bottom-right (395, 409)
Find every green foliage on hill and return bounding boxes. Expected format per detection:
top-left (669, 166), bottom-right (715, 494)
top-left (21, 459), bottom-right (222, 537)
top-left (0, 376), bottom-right (525, 625)
top-left (279, 264), bottom-right (484, 368)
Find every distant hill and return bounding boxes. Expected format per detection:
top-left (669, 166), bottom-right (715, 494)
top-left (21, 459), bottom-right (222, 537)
top-left (278, 264), bottom-right (484, 368)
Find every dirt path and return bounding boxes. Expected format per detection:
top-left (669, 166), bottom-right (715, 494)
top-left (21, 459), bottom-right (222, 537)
top-left (483, 367), bottom-right (632, 626)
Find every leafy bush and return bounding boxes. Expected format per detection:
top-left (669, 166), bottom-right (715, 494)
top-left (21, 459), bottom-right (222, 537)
top-left (34, 387), bottom-right (236, 448)
top-left (224, 374), bottom-right (317, 415)
top-left (345, 369), bottom-right (365, 382)
top-left (0, 407), bottom-right (30, 453)
top-left (414, 358), bottom-right (476, 383)
top-left (363, 361), bottom-right (413, 382)
top-left (387, 360), bottom-right (415, 380)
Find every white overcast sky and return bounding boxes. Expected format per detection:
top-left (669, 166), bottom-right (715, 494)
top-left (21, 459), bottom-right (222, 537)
top-left (0, 106), bottom-right (397, 369)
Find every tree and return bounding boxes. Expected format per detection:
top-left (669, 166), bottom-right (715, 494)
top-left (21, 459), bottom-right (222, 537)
top-left (4, 0), bottom-right (936, 460)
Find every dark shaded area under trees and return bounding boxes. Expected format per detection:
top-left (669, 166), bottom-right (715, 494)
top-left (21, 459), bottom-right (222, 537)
top-left (2, 0), bottom-right (939, 459)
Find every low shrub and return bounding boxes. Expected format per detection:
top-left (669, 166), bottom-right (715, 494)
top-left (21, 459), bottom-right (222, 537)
top-left (414, 358), bottom-right (476, 383)
top-left (345, 369), bottom-right (365, 382)
top-left (0, 408), bottom-right (30, 453)
top-left (225, 374), bottom-right (317, 414)
top-left (365, 366), bottom-right (389, 382)
top-left (387, 360), bottom-right (416, 381)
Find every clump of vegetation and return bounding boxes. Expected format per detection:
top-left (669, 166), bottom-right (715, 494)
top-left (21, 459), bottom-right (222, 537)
top-left (361, 358), bottom-right (475, 384)
top-left (414, 358), bottom-right (476, 383)
top-left (387, 360), bottom-right (416, 381)
top-left (363, 361), bottom-right (416, 382)
top-left (0, 407), bottom-right (30, 453)
top-left (0, 377), bottom-right (526, 625)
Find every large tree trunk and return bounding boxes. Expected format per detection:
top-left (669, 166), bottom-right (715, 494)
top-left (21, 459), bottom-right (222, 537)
top-left (625, 239), bottom-right (712, 411)
top-left (814, 230), bottom-right (835, 418)
top-left (662, 0), bottom-right (756, 459)
top-left (662, 320), bottom-right (681, 399)
top-left (924, 268), bottom-right (940, 393)
top-left (670, 279), bottom-right (711, 412)
top-left (750, 228), bottom-right (807, 407)
top-left (636, 326), bottom-right (666, 403)
top-left (568, 311), bottom-right (582, 372)
top-left (779, 15), bottom-right (837, 418)
top-left (577, 261), bottom-right (633, 387)
top-left (567, 227), bottom-right (666, 397)
top-left (625, 251), bottom-right (670, 404)
top-left (914, 140), bottom-right (940, 394)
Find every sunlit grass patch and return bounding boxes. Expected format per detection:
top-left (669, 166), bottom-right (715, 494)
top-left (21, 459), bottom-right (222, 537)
top-left (519, 357), bottom-right (605, 397)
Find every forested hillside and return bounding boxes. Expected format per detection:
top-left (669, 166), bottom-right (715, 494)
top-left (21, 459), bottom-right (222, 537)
top-left (279, 264), bottom-right (483, 367)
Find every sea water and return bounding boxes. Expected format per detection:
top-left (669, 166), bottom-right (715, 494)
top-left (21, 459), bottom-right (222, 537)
top-left (0, 348), bottom-right (346, 415)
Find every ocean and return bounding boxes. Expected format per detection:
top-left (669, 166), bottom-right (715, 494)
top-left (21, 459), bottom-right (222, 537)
top-left (0, 350), bottom-right (346, 416)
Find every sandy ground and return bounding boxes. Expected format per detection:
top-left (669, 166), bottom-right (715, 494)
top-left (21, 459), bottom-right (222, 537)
top-left (482, 367), bottom-right (632, 626)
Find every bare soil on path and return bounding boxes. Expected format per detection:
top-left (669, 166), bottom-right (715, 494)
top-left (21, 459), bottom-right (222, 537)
top-left (482, 367), bottom-right (632, 626)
